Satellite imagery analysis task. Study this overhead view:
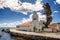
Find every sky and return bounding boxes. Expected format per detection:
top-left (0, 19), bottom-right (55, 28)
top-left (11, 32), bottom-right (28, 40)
top-left (0, 0), bottom-right (60, 27)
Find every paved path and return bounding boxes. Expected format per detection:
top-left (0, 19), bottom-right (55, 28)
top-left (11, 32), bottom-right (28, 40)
top-left (9, 28), bottom-right (59, 39)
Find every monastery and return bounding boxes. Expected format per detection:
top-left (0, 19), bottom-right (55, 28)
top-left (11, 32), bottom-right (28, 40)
top-left (16, 11), bottom-right (44, 32)
top-left (16, 11), bottom-right (60, 32)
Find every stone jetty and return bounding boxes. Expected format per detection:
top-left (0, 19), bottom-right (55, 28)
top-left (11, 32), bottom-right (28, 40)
top-left (5, 28), bottom-right (60, 40)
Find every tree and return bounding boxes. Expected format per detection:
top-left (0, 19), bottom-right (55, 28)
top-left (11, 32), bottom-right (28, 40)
top-left (43, 3), bottom-right (52, 28)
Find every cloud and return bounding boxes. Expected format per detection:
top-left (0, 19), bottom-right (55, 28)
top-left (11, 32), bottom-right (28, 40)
top-left (56, 0), bottom-right (60, 4)
top-left (0, 0), bottom-right (20, 9)
top-left (20, 14), bottom-right (33, 24)
top-left (53, 11), bottom-right (59, 13)
top-left (37, 12), bottom-right (46, 21)
top-left (0, 0), bottom-right (43, 15)
top-left (0, 21), bottom-right (20, 27)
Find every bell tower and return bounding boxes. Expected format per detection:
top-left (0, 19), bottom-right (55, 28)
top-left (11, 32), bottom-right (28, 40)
top-left (32, 11), bottom-right (38, 21)
top-left (32, 11), bottom-right (39, 32)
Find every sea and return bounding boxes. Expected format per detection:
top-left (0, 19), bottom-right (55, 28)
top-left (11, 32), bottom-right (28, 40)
top-left (0, 28), bottom-right (15, 40)
top-left (0, 28), bottom-right (27, 40)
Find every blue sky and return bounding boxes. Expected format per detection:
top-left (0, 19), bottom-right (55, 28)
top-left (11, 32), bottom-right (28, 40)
top-left (0, 0), bottom-right (60, 27)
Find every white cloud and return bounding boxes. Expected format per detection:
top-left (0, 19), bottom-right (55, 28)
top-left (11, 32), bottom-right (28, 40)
top-left (56, 0), bottom-right (60, 4)
top-left (20, 14), bottom-right (33, 24)
top-left (0, 0), bottom-right (20, 9)
top-left (0, 21), bottom-right (20, 27)
top-left (0, 0), bottom-right (43, 15)
top-left (53, 11), bottom-right (59, 13)
top-left (37, 12), bottom-right (46, 21)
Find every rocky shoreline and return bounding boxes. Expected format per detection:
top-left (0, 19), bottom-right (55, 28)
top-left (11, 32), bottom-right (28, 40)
top-left (0, 35), bottom-right (2, 37)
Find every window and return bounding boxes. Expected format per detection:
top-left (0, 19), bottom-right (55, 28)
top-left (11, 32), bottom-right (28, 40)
top-left (33, 18), bottom-right (36, 20)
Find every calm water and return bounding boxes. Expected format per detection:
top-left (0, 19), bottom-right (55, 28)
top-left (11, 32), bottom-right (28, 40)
top-left (0, 28), bottom-right (26, 40)
top-left (0, 28), bottom-right (15, 40)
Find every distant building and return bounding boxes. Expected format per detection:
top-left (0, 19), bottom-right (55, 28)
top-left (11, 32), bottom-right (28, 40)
top-left (16, 12), bottom-right (45, 32)
top-left (16, 22), bottom-right (32, 31)
top-left (48, 23), bottom-right (60, 30)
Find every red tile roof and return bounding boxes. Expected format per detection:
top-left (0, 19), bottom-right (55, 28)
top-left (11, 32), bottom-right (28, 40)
top-left (16, 22), bottom-right (31, 27)
top-left (48, 23), bottom-right (57, 30)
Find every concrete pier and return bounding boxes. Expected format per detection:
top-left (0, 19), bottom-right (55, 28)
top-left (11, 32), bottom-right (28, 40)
top-left (7, 28), bottom-right (60, 40)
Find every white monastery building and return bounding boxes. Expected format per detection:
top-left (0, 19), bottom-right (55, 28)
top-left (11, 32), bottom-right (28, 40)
top-left (16, 12), bottom-right (44, 32)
